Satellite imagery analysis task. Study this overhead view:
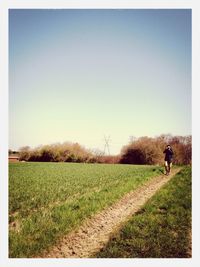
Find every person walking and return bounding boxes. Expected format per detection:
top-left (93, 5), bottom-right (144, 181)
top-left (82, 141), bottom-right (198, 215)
top-left (163, 145), bottom-right (174, 175)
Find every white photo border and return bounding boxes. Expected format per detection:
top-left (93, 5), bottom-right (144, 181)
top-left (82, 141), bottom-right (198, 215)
top-left (1, 1), bottom-right (199, 267)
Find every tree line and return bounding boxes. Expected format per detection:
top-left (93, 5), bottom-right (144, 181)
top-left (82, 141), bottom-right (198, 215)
top-left (16, 134), bottom-right (191, 165)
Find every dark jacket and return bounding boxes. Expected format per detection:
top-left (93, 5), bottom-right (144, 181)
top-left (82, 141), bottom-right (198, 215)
top-left (163, 148), bottom-right (174, 162)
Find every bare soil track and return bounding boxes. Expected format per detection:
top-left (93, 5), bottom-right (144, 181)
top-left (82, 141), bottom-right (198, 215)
top-left (39, 168), bottom-right (182, 258)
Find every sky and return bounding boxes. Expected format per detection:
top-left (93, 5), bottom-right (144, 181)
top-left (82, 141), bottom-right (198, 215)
top-left (9, 9), bottom-right (191, 155)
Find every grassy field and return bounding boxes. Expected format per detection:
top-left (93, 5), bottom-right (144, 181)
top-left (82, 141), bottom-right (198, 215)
top-left (9, 162), bottom-right (162, 258)
top-left (96, 166), bottom-right (191, 258)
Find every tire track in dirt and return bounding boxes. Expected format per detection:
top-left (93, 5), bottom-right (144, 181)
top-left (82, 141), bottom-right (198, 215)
top-left (39, 168), bottom-right (182, 258)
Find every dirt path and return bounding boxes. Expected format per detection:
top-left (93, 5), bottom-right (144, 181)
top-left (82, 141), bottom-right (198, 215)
top-left (40, 168), bottom-right (181, 258)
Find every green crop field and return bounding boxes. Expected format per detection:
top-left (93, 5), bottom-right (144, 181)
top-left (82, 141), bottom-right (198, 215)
top-left (96, 166), bottom-right (191, 258)
top-left (9, 162), bottom-right (162, 258)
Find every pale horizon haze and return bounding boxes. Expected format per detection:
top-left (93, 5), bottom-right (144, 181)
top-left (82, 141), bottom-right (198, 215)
top-left (9, 9), bottom-right (191, 155)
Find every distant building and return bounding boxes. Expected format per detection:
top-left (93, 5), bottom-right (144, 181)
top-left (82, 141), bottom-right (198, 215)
top-left (9, 155), bottom-right (19, 162)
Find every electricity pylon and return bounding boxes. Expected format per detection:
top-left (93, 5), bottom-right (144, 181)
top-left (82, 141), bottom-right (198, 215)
top-left (103, 135), bottom-right (111, 155)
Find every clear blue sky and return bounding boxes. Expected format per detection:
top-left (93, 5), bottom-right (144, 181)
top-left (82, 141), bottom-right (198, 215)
top-left (9, 9), bottom-right (191, 154)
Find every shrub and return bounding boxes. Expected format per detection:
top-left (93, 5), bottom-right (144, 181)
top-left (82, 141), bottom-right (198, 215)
top-left (19, 142), bottom-right (93, 163)
top-left (120, 135), bottom-right (191, 165)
